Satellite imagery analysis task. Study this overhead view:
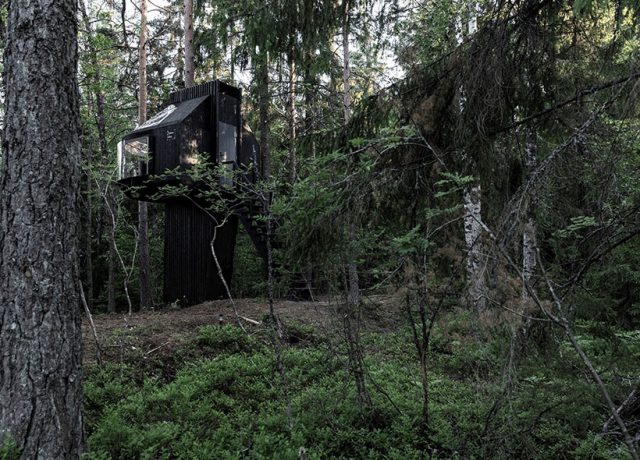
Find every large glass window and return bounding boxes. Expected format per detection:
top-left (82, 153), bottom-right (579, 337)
top-left (118, 136), bottom-right (150, 179)
top-left (218, 122), bottom-right (237, 163)
top-left (218, 122), bottom-right (237, 187)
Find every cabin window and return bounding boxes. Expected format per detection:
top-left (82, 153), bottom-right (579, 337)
top-left (119, 136), bottom-right (150, 179)
top-left (218, 122), bottom-right (237, 187)
top-left (137, 104), bottom-right (176, 130)
top-left (218, 122), bottom-right (237, 164)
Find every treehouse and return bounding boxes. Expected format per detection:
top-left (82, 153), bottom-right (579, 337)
top-left (117, 80), bottom-right (269, 306)
top-left (117, 81), bottom-right (251, 198)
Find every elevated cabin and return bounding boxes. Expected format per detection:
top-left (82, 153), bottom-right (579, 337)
top-left (117, 80), bottom-right (267, 306)
top-left (117, 81), bottom-right (259, 200)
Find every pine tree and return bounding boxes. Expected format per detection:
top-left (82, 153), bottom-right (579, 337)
top-left (0, 0), bottom-right (84, 455)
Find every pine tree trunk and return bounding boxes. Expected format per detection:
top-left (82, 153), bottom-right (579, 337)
top-left (287, 53), bottom-right (297, 184)
top-left (80, 112), bottom-right (95, 309)
top-left (342, 15), bottom-right (371, 407)
top-left (183, 0), bottom-right (195, 87)
top-left (0, 0), bottom-right (84, 456)
top-left (343, 18), bottom-right (359, 306)
top-left (108, 196), bottom-right (117, 313)
top-left (138, 0), bottom-right (153, 310)
top-left (257, 56), bottom-right (271, 179)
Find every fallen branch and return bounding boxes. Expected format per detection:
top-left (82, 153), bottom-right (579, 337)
top-left (239, 315), bottom-right (261, 326)
top-left (144, 341), bottom-right (169, 357)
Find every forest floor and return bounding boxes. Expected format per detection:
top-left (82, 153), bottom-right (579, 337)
top-left (81, 295), bottom-right (402, 375)
top-left (80, 295), bottom-right (639, 458)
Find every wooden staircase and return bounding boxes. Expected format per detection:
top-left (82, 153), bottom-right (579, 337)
top-left (232, 192), bottom-right (279, 262)
top-left (232, 189), bottom-right (314, 300)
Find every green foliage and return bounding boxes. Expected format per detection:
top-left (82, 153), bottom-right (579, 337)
top-left (0, 437), bottom-right (20, 460)
top-left (553, 215), bottom-right (598, 239)
top-left (195, 324), bottom-right (259, 353)
top-left (232, 229), bottom-right (267, 298)
top-left (84, 308), bottom-right (639, 459)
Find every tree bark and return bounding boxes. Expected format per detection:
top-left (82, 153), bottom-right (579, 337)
top-left (343, 15), bottom-right (359, 308)
top-left (287, 53), bottom-right (297, 184)
top-left (522, 128), bottom-right (537, 298)
top-left (137, 0), bottom-right (153, 311)
top-left (183, 0), bottom-right (195, 87)
top-left (257, 55), bottom-right (271, 179)
top-left (341, 13), bottom-right (371, 407)
top-left (464, 183), bottom-right (486, 312)
top-left (0, 0), bottom-right (84, 456)
top-left (107, 191), bottom-right (117, 313)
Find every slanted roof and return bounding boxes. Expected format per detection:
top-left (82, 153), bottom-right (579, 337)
top-left (127, 95), bottom-right (209, 136)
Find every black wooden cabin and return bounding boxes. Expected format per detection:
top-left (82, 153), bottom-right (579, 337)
top-left (117, 80), bottom-right (268, 306)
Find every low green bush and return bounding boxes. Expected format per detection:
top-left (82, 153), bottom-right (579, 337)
top-left (84, 315), bottom-right (639, 459)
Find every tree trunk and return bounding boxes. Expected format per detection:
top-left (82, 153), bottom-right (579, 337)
top-left (343, 16), bottom-right (359, 306)
top-left (0, 0), bottom-right (84, 456)
top-left (287, 53), bottom-right (297, 184)
top-left (108, 192), bottom-right (117, 313)
top-left (522, 128), bottom-right (537, 298)
top-left (184, 0), bottom-right (195, 87)
top-left (257, 55), bottom-right (271, 179)
top-left (342, 14), bottom-right (371, 407)
top-left (464, 183), bottom-right (486, 312)
top-left (81, 113), bottom-right (95, 309)
top-left (138, 0), bottom-right (153, 310)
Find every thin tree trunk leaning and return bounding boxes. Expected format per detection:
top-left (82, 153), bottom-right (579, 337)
top-left (603, 384), bottom-right (640, 437)
top-left (479, 219), bottom-right (640, 460)
top-left (80, 280), bottom-right (102, 365)
top-left (100, 180), bottom-right (135, 313)
top-left (0, 0), bottom-right (84, 456)
top-left (137, 0), bottom-right (153, 310)
top-left (184, 0), bottom-right (195, 88)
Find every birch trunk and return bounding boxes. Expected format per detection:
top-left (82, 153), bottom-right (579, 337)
top-left (522, 128), bottom-right (538, 298)
top-left (457, 0), bottom-right (486, 312)
top-left (138, 0), bottom-right (153, 310)
top-left (0, 0), bottom-right (84, 455)
top-left (464, 183), bottom-right (486, 311)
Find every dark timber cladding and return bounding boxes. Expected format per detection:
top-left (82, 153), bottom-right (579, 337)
top-left (117, 80), bottom-right (261, 306)
top-left (164, 200), bottom-right (238, 304)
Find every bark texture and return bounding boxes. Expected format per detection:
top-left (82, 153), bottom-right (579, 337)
top-left (137, 0), bottom-right (153, 310)
top-left (341, 15), bottom-right (371, 407)
top-left (183, 0), bottom-right (195, 88)
top-left (522, 128), bottom-right (537, 298)
top-left (0, 0), bottom-right (83, 457)
top-left (257, 56), bottom-right (271, 179)
top-left (464, 183), bottom-right (486, 312)
top-left (287, 54), bottom-right (297, 184)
